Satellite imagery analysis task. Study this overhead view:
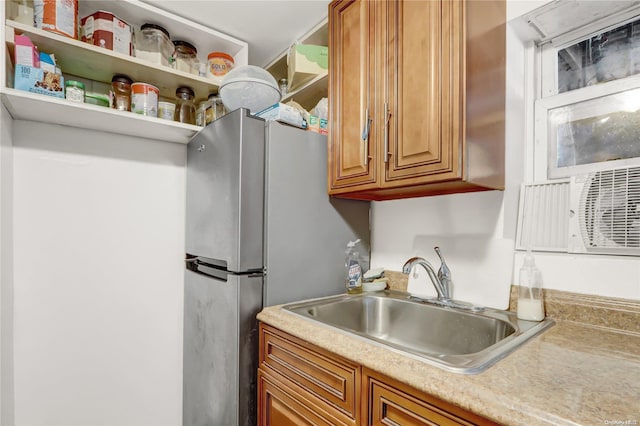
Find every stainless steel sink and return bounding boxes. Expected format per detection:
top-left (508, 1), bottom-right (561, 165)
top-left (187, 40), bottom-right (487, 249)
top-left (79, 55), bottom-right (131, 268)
top-left (283, 291), bottom-right (554, 374)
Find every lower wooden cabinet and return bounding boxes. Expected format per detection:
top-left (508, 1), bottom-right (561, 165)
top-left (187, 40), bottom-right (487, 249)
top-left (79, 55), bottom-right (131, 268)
top-left (258, 323), bottom-right (498, 426)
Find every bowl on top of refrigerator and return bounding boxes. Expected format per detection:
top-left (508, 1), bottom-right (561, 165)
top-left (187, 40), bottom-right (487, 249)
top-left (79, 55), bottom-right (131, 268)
top-left (219, 65), bottom-right (281, 114)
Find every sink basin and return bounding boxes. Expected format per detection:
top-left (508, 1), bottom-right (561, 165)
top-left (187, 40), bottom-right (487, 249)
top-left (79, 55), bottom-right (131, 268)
top-left (283, 291), bottom-right (554, 374)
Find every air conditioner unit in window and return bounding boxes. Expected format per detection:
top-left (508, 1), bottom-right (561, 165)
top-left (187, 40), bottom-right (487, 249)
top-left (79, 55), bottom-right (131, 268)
top-left (568, 166), bottom-right (640, 255)
top-left (517, 166), bottom-right (640, 256)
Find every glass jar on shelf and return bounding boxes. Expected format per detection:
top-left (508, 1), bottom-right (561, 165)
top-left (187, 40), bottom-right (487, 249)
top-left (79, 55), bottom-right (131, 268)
top-left (135, 23), bottom-right (174, 67)
top-left (208, 93), bottom-right (226, 120)
top-left (175, 86), bottom-right (196, 125)
top-left (172, 40), bottom-right (198, 75)
top-left (196, 100), bottom-right (210, 127)
top-left (111, 74), bottom-right (132, 111)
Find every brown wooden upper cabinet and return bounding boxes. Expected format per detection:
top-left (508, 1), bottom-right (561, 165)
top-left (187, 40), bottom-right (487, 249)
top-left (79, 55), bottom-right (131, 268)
top-left (328, 0), bottom-right (506, 201)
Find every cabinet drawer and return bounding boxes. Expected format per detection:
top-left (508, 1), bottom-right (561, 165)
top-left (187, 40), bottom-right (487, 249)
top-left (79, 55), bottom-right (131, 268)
top-left (364, 369), bottom-right (497, 426)
top-left (258, 368), bottom-right (354, 426)
top-left (259, 324), bottom-right (360, 419)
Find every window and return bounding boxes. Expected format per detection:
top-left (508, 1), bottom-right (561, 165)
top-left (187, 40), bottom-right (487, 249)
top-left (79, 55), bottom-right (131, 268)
top-left (536, 10), bottom-right (640, 180)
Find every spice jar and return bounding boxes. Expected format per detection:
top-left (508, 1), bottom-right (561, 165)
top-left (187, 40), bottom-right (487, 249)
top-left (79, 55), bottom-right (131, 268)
top-left (174, 86), bottom-right (196, 125)
top-left (65, 80), bottom-right (85, 103)
top-left (172, 40), bottom-right (198, 75)
top-left (111, 74), bottom-right (132, 111)
top-left (196, 100), bottom-right (210, 127)
top-left (208, 93), bottom-right (226, 120)
top-left (135, 23), bottom-right (173, 66)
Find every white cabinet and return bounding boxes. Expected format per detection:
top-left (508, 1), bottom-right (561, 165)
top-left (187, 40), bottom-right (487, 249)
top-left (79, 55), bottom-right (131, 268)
top-left (1, 0), bottom-right (248, 143)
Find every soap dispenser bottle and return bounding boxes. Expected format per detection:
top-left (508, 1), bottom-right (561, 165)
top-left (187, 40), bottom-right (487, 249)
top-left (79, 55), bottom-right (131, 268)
top-left (345, 239), bottom-right (363, 294)
top-left (517, 250), bottom-right (545, 321)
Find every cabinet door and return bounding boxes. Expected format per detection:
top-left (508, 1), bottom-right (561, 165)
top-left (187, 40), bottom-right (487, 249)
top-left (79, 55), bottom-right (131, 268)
top-left (259, 369), bottom-right (347, 426)
top-left (382, 0), bottom-right (463, 186)
top-left (329, 0), bottom-right (378, 193)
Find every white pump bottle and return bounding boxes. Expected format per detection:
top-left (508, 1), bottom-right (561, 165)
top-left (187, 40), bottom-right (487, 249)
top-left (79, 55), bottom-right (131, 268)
top-left (517, 250), bottom-right (545, 321)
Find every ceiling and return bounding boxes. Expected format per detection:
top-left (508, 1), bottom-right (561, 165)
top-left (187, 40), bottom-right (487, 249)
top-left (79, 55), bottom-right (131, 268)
top-left (144, 0), bottom-right (331, 67)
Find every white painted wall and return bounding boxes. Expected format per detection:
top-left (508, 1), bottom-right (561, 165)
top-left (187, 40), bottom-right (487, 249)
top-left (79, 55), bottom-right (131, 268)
top-left (10, 121), bottom-right (185, 426)
top-left (370, 1), bottom-right (640, 303)
top-left (0, 103), bottom-right (15, 426)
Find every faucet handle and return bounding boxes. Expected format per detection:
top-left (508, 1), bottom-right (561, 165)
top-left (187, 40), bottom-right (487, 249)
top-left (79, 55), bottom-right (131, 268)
top-left (434, 247), bottom-right (452, 298)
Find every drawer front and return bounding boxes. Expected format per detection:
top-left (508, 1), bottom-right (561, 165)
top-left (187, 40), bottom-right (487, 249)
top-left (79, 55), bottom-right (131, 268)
top-left (260, 324), bottom-right (360, 419)
top-left (365, 369), bottom-right (497, 426)
top-left (258, 368), bottom-right (353, 426)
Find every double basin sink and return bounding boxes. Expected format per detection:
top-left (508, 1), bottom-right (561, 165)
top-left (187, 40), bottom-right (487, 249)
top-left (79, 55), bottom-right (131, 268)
top-left (283, 290), bottom-right (554, 374)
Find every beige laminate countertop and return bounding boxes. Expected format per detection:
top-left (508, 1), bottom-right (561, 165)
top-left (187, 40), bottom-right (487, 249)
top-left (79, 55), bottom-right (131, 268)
top-left (257, 297), bottom-right (640, 426)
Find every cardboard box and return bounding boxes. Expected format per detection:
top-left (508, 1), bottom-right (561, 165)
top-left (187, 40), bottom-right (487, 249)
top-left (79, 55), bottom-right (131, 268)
top-left (14, 64), bottom-right (64, 98)
top-left (255, 103), bottom-right (307, 129)
top-left (308, 115), bottom-right (328, 135)
top-left (14, 34), bottom-right (40, 67)
top-left (287, 44), bottom-right (328, 91)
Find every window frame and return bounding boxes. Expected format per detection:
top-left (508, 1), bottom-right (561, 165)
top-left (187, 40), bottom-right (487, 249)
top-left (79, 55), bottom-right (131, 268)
top-left (534, 8), bottom-right (640, 181)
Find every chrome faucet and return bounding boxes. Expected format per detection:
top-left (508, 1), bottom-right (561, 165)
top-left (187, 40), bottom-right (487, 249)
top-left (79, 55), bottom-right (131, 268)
top-left (401, 247), bottom-right (483, 312)
top-left (402, 249), bottom-right (451, 301)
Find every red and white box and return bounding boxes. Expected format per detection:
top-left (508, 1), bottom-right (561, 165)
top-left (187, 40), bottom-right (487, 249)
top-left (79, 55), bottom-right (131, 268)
top-left (80, 11), bottom-right (132, 55)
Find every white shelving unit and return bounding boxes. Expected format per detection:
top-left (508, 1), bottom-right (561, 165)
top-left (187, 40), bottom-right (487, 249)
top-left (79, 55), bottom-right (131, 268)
top-left (1, 0), bottom-right (248, 144)
top-left (265, 18), bottom-right (328, 112)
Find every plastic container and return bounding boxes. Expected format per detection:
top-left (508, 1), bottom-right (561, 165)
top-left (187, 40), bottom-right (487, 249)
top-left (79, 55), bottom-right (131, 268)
top-left (135, 23), bottom-right (173, 66)
top-left (85, 92), bottom-right (110, 107)
top-left (131, 82), bottom-right (159, 117)
top-left (517, 250), bottom-right (545, 321)
top-left (172, 40), bottom-right (198, 74)
top-left (158, 101), bottom-right (175, 121)
top-left (111, 74), bottom-right (132, 111)
top-left (34, 0), bottom-right (78, 39)
top-left (65, 80), bottom-right (85, 103)
top-left (345, 239), bottom-right (367, 294)
top-left (207, 51), bottom-right (234, 79)
top-left (174, 86), bottom-right (196, 125)
top-left (10, 0), bottom-right (34, 26)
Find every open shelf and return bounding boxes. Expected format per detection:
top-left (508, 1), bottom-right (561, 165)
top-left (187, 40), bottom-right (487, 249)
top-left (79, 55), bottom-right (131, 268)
top-left (6, 20), bottom-right (221, 101)
top-left (1, 0), bottom-right (251, 144)
top-left (282, 74), bottom-right (328, 111)
top-left (1, 88), bottom-right (200, 144)
top-left (265, 18), bottom-right (328, 112)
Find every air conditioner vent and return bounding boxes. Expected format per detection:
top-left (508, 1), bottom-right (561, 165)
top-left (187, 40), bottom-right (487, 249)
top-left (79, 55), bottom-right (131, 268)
top-left (516, 180), bottom-right (570, 251)
top-left (579, 167), bottom-right (640, 252)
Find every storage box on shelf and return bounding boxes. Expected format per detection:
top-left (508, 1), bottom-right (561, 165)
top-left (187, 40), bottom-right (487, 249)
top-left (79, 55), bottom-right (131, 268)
top-left (265, 18), bottom-right (328, 112)
top-left (0, 0), bottom-right (248, 144)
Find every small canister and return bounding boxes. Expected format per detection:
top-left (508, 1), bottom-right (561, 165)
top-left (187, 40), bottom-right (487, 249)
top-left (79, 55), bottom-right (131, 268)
top-left (174, 86), bottom-right (196, 125)
top-left (65, 80), bottom-right (85, 103)
top-left (195, 100), bottom-right (210, 127)
top-left (131, 82), bottom-right (159, 117)
top-left (208, 92), bottom-right (226, 120)
top-left (111, 74), bottom-right (132, 111)
top-left (172, 40), bottom-right (198, 74)
top-left (207, 51), bottom-right (234, 80)
top-left (135, 23), bottom-right (173, 66)
top-left (158, 101), bottom-right (176, 121)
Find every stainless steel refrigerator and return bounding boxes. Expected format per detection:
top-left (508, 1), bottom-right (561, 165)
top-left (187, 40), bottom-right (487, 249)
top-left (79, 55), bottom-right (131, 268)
top-left (182, 108), bottom-right (370, 426)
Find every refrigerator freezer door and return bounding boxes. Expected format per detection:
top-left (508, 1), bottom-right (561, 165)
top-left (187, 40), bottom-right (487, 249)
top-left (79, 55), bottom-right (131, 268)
top-left (183, 267), bottom-right (263, 426)
top-left (263, 122), bottom-right (370, 306)
top-left (185, 109), bottom-right (265, 273)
